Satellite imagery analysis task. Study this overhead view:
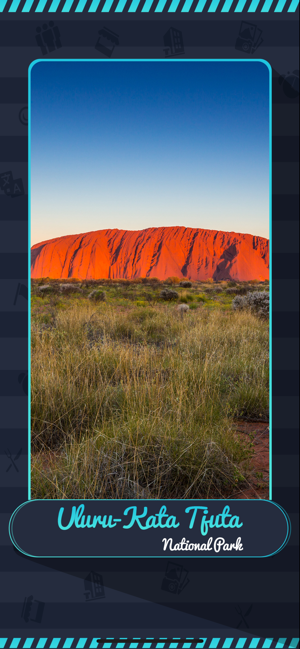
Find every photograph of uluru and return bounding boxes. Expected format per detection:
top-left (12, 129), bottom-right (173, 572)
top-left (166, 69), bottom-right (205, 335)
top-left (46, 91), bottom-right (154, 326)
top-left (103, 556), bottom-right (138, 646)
top-left (30, 60), bottom-right (270, 500)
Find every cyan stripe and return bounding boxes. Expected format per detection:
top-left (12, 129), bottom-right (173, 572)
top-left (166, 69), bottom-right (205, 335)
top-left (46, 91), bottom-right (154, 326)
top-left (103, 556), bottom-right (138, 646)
top-left (34, 0), bottom-right (48, 10)
top-left (50, 641), bottom-right (61, 649)
top-left (115, 0), bottom-right (127, 10)
top-left (289, 643), bottom-right (299, 649)
top-left (181, 0), bottom-right (193, 10)
top-left (63, 642), bottom-right (74, 649)
top-left (76, 642), bottom-right (87, 649)
top-left (89, 643), bottom-right (101, 649)
top-left (23, 642), bottom-right (34, 649)
top-left (37, 641), bottom-right (48, 649)
top-left (288, 0), bottom-right (299, 10)
top-left (249, 641), bottom-right (260, 649)
top-left (234, 0), bottom-right (247, 10)
top-left (8, 0), bottom-right (22, 11)
top-left (62, 0), bottom-right (75, 10)
top-left (208, 0), bottom-right (221, 10)
top-left (48, 0), bottom-right (61, 10)
top-left (169, 0), bottom-right (180, 9)
top-left (274, 0), bottom-right (287, 9)
top-left (141, 0), bottom-right (154, 9)
top-left (210, 642), bottom-right (220, 649)
top-left (101, 0), bottom-right (114, 10)
top-left (223, 641), bottom-right (233, 649)
top-left (221, 0), bottom-right (234, 11)
top-left (75, 0), bottom-right (88, 9)
top-left (0, 641), bottom-right (7, 649)
top-left (236, 641), bottom-right (247, 649)
top-left (261, 0), bottom-right (273, 10)
top-left (154, 0), bottom-right (167, 11)
top-left (0, 0), bottom-right (9, 8)
top-left (128, 0), bottom-right (141, 10)
top-left (262, 642), bottom-right (273, 649)
top-left (88, 0), bottom-right (101, 9)
top-left (247, 0), bottom-right (260, 11)
top-left (195, 0), bottom-right (207, 10)
top-left (10, 642), bottom-right (21, 649)
top-left (276, 641), bottom-right (287, 648)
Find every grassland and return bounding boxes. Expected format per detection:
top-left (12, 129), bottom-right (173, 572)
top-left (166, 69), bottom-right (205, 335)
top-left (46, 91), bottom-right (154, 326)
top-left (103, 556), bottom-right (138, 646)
top-left (31, 277), bottom-right (269, 500)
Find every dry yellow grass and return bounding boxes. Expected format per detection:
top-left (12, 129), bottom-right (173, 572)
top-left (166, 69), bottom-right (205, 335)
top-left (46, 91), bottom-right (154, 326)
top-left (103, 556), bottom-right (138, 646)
top-left (31, 295), bottom-right (269, 499)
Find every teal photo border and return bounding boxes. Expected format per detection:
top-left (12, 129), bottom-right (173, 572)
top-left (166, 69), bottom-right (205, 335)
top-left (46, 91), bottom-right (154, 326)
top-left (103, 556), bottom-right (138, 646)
top-left (25, 59), bottom-right (274, 559)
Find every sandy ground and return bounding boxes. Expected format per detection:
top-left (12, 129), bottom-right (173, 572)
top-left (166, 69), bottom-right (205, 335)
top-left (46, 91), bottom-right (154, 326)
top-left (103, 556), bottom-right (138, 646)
top-left (232, 422), bottom-right (269, 499)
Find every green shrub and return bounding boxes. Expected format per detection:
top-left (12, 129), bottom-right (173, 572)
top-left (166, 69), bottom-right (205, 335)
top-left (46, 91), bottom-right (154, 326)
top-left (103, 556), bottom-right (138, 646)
top-left (232, 291), bottom-right (269, 319)
top-left (160, 289), bottom-right (179, 301)
top-left (88, 290), bottom-right (106, 302)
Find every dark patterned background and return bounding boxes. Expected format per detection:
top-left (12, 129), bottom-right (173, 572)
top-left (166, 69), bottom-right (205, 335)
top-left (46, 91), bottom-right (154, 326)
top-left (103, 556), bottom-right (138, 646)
top-left (0, 6), bottom-right (299, 641)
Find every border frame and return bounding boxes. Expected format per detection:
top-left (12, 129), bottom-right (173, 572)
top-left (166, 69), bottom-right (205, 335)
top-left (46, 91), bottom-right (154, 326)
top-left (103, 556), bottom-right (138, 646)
top-left (28, 57), bottom-right (273, 507)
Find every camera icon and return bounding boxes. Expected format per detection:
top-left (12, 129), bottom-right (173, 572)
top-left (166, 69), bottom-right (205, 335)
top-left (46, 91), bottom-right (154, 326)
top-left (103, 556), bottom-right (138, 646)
top-left (161, 562), bottom-right (189, 595)
top-left (235, 22), bottom-right (263, 55)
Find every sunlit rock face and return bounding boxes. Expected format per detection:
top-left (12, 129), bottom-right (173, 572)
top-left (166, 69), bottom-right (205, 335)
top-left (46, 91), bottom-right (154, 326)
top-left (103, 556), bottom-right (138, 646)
top-left (31, 226), bottom-right (269, 281)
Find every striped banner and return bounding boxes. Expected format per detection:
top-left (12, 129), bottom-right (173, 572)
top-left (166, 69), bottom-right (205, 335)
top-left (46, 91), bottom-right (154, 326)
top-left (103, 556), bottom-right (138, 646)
top-left (0, 640), bottom-right (299, 649)
top-left (0, 0), bottom-right (299, 10)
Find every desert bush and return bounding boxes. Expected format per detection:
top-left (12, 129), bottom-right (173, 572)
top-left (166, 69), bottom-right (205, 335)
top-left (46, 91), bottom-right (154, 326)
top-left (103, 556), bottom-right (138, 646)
top-left (227, 281), bottom-right (237, 287)
top-left (166, 277), bottom-right (181, 285)
top-left (160, 288), bottom-right (179, 301)
top-left (88, 290), bottom-right (106, 302)
top-left (176, 303), bottom-right (189, 315)
top-left (180, 281), bottom-right (192, 288)
top-left (38, 284), bottom-right (53, 294)
top-left (232, 291), bottom-right (269, 319)
top-left (226, 286), bottom-right (247, 296)
top-left (60, 284), bottom-right (83, 293)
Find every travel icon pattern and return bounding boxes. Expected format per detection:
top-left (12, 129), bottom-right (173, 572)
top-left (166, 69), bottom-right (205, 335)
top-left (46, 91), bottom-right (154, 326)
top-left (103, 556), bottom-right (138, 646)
top-left (95, 28), bottom-right (119, 58)
top-left (0, 171), bottom-right (24, 198)
top-left (235, 604), bottom-right (253, 628)
top-left (163, 28), bottom-right (184, 58)
top-left (161, 562), bottom-right (190, 594)
top-left (35, 22), bottom-right (62, 55)
top-left (14, 283), bottom-right (28, 306)
top-left (21, 596), bottom-right (45, 624)
top-left (279, 70), bottom-right (299, 99)
top-left (5, 447), bottom-right (22, 473)
top-left (235, 22), bottom-right (263, 54)
top-left (84, 572), bottom-right (105, 601)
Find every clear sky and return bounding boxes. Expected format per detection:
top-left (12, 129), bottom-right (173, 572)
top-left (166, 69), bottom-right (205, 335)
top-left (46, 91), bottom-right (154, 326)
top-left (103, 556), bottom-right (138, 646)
top-left (30, 60), bottom-right (270, 245)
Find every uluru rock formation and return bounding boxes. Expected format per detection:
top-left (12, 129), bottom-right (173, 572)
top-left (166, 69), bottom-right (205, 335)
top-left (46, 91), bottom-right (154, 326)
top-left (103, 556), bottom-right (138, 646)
top-left (31, 226), bottom-right (269, 281)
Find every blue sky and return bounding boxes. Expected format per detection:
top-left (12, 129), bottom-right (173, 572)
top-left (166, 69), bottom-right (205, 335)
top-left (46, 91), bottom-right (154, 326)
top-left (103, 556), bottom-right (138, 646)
top-left (31, 60), bottom-right (270, 245)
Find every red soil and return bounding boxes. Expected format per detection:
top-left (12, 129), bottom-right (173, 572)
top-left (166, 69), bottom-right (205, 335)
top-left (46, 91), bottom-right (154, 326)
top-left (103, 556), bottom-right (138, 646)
top-left (232, 422), bottom-right (269, 500)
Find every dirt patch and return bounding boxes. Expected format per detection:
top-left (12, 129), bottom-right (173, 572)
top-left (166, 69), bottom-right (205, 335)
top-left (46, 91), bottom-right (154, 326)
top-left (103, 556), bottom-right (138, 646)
top-left (232, 421), bottom-right (269, 499)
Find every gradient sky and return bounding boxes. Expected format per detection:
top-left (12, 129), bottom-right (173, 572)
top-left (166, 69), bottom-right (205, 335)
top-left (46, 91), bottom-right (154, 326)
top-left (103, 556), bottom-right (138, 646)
top-left (31, 60), bottom-right (270, 245)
